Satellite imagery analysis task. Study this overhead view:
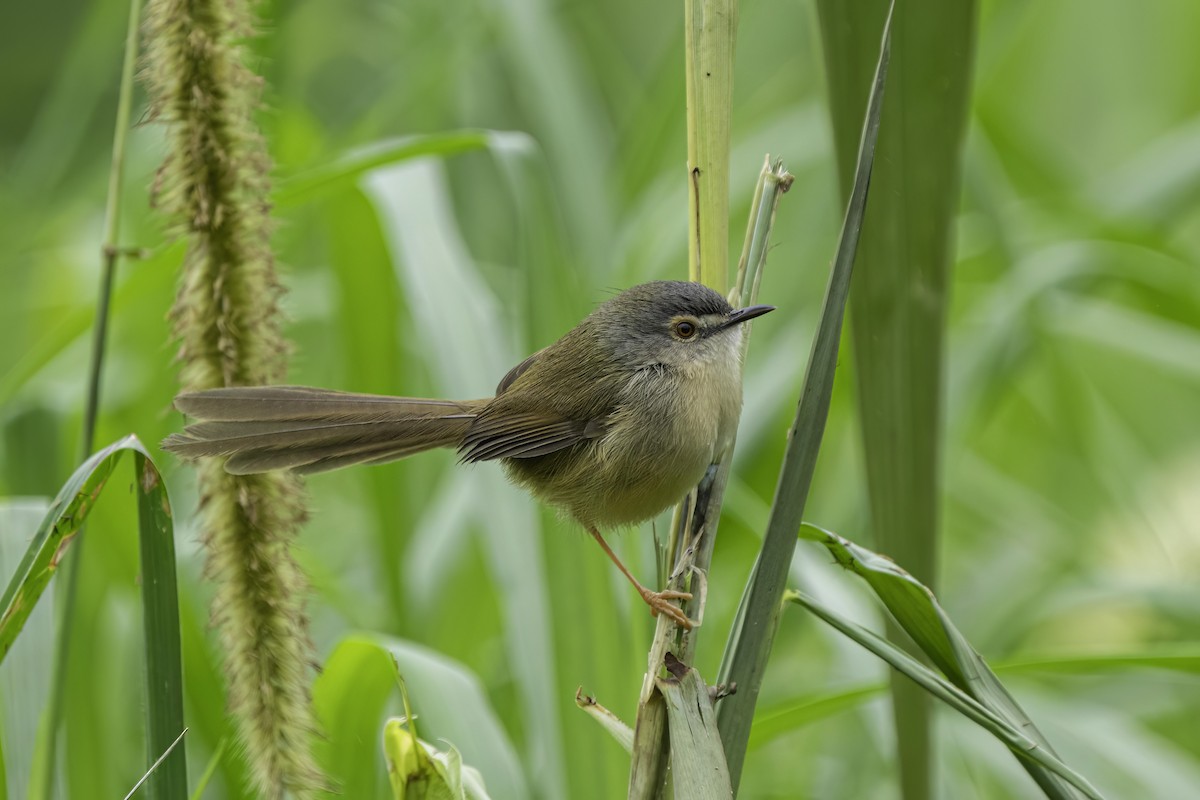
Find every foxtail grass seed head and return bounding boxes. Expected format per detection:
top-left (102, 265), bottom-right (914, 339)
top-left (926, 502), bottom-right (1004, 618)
top-left (143, 0), bottom-right (323, 795)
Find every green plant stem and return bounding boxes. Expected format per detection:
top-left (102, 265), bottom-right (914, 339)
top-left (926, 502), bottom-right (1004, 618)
top-left (684, 0), bottom-right (738, 291)
top-left (626, 4), bottom-right (739, 797)
top-left (627, 159), bottom-right (788, 800)
top-left (682, 158), bottom-right (791, 660)
top-left (42, 0), bottom-right (143, 796)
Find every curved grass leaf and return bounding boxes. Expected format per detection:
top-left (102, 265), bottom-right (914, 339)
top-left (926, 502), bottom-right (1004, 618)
top-left (787, 590), bottom-right (1105, 799)
top-left (797, 522), bottom-right (1102, 799)
top-left (0, 435), bottom-right (185, 800)
top-left (743, 642), bottom-right (1200, 753)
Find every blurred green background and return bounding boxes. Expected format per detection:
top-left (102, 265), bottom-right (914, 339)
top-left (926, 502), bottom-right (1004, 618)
top-left (1, 0), bottom-right (1198, 797)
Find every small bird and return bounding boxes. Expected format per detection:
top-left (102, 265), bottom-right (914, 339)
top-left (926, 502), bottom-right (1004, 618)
top-left (163, 281), bottom-right (773, 628)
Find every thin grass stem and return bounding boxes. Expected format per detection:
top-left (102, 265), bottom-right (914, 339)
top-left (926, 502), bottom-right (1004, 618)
top-left (42, 1), bottom-right (144, 796)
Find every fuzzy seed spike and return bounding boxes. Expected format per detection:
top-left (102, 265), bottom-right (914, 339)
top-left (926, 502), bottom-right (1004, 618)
top-left (142, 0), bottom-right (324, 795)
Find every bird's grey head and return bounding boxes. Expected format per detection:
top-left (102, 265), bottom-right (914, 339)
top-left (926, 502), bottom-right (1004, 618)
top-left (593, 281), bottom-right (774, 370)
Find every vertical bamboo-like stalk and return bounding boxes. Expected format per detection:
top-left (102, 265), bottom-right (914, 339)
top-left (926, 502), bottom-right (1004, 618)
top-left (685, 0), bottom-right (738, 291)
top-left (816, 1), bottom-right (977, 797)
top-left (143, 1), bottom-right (322, 796)
top-left (627, 3), bottom-right (739, 796)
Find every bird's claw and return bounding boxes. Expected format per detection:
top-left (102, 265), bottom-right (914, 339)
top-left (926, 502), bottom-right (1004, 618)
top-left (642, 588), bottom-right (695, 629)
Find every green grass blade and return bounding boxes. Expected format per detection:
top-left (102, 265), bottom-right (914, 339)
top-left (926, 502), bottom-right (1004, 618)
top-left (488, 0), bottom-right (615, 274)
top-left (747, 683), bottom-right (883, 751)
top-left (0, 436), bottom-right (187, 800)
top-left (714, 5), bottom-right (893, 788)
top-left (799, 522), bottom-right (1097, 798)
top-left (816, 0), bottom-right (977, 795)
top-left (996, 649), bottom-right (1200, 675)
top-left (787, 590), bottom-right (1105, 800)
top-left (133, 452), bottom-right (186, 800)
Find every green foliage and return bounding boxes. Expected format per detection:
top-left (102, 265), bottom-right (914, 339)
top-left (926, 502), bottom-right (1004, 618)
top-left (716, 9), bottom-right (890, 786)
top-left (1, 0), bottom-right (1198, 798)
top-left (797, 522), bottom-right (1098, 797)
top-left (0, 437), bottom-right (185, 800)
top-left (788, 589), bottom-right (1102, 798)
top-left (818, 0), bottom-right (978, 795)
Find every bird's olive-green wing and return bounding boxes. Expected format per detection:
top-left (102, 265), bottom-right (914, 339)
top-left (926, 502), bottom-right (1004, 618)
top-left (466, 330), bottom-right (619, 462)
top-left (458, 411), bottom-right (607, 462)
top-left (495, 347), bottom-right (546, 395)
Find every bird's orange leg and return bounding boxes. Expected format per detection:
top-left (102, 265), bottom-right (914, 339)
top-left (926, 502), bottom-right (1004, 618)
top-left (587, 526), bottom-right (694, 629)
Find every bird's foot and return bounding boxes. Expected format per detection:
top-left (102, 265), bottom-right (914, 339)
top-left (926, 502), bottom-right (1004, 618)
top-left (640, 588), bottom-right (695, 629)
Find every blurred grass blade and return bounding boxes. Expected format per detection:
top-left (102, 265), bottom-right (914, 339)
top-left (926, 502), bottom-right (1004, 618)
top-left (799, 522), bottom-right (1095, 799)
top-left (997, 648), bottom-right (1200, 675)
top-left (489, 0), bottom-right (614, 274)
top-left (365, 160), bottom-right (564, 800)
top-left (714, 4), bottom-right (893, 788)
top-left (274, 130), bottom-right (497, 205)
top-left (817, 0), bottom-right (976, 794)
top-left (748, 683), bottom-right (883, 751)
top-left (657, 661), bottom-right (732, 800)
top-left (0, 500), bottom-right (54, 799)
top-left (189, 737), bottom-right (228, 800)
top-left (0, 435), bottom-right (186, 800)
top-left (786, 590), bottom-right (1104, 800)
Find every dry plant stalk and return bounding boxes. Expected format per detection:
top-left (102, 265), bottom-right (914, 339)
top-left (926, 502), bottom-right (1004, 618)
top-left (142, 0), bottom-right (323, 795)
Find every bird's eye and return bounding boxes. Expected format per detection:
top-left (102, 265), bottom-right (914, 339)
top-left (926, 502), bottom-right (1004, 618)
top-left (674, 320), bottom-right (697, 339)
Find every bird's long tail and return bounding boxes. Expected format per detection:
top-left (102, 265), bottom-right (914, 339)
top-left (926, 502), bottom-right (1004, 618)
top-left (162, 386), bottom-right (484, 475)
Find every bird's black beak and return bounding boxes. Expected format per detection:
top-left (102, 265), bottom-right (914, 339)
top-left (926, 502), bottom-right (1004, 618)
top-left (721, 304), bottom-right (775, 330)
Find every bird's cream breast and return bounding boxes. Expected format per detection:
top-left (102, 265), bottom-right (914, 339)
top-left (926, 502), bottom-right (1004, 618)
top-left (578, 346), bottom-right (742, 526)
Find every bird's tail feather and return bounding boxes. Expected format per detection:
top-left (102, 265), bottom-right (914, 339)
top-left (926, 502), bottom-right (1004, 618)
top-left (162, 386), bottom-right (483, 475)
